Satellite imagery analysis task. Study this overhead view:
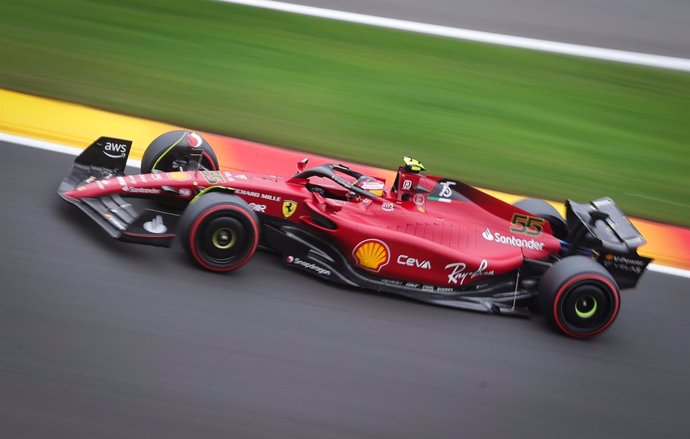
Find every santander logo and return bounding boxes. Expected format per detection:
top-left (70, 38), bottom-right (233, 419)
top-left (482, 227), bottom-right (544, 251)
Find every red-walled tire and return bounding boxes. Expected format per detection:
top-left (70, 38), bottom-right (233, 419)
top-left (178, 192), bottom-right (259, 272)
top-left (538, 256), bottom-right (620, 339)
top-left (141, 130), bottom-right (218, 174)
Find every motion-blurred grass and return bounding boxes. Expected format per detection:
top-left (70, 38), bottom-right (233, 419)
top-left (2, 0), bottom-right (689, 225)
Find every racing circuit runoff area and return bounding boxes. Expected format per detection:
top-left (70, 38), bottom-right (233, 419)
top-left (2, 1), bottom-right (690, 438)
top-left (2, 140), bottom-right (690, 438)
top-left (1, 109), bottom-right (690, 439)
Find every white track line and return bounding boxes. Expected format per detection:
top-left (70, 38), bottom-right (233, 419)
top-left (217, 0), bottom-right (690, 72)
top-left (0, 132), bottom-right (141, 168)
top-left (647, 264), bottom-right (690, 279)
top-left (3, 131), bottom-right (689, 279)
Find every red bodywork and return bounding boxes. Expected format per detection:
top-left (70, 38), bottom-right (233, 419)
top-left (65, 165), bottom-right (561, 289)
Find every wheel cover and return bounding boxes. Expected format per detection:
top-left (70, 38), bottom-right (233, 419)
top-left (556, 277), bottom-right (619, 337)
top-left (575, 295), bottom-right (598, 319)
top-left (195, 215), bottom-right (251, 268)
top-left (211, 227), bottom-right (237, 250)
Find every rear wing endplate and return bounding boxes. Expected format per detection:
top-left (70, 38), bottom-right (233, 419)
top-left (566, 197), bottom-right (651, 288)
top-left (566, 197), bottom-right (645, 253)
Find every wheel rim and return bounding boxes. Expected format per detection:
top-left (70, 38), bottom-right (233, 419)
top-left (195, 215), bottom-right (250, 267)
top-left (211, 228), bottom-right (237, 250)
top-left (575, 295), bottom-right (598, 319)
top-left (559, 280), bottom-right (617, 335)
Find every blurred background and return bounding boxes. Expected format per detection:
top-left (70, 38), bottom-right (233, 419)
top-left (2, 2), bottom-right (690, 438)
top-left (2, 0), bottom-right (689, 225)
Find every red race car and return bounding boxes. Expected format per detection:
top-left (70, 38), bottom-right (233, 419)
top-left (58, 131), bottom-right (651, 338)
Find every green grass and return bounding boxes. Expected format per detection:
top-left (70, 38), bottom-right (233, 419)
top-left (2, 0), bottom-right (689, 224)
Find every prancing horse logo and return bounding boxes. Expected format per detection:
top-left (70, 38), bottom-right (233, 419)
top-left (282, 200), bottom-right (297, 218)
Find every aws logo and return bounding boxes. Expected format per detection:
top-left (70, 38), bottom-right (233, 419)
top-left (103, 141), bottom-right (128, 159)
top-left (353, 239), bottom-right (390, 272)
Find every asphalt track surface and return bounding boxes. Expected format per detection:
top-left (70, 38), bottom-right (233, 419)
top-left (287, 0), bottom-right (690, 58)
top-left (2, 141), bottom-right (690, 438)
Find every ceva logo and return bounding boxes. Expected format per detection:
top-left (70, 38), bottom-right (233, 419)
top-left (482, 228), bottom-right (494, 241)
top-left (397, 255), bottom-right (431, 270)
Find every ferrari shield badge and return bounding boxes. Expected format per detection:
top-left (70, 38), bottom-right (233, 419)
top-left (282, 200), bottom-right (298, 218)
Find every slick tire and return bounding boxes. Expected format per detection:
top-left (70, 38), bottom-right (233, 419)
top-left (513, 198), bottom-right (568, 240)
top-left (539, 256), bottom-right (620, 339)
top-left (178, 192), bottom-right (260, 272)
top-left (141, 130), bottom-right (219, 174)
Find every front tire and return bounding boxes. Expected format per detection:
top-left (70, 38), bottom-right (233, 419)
top-left (539, 256), bottom-right (620, 339)
top-left (178, 192), bottom-right (260, 272)
top-left (141, 130), bottom-right (219, 174)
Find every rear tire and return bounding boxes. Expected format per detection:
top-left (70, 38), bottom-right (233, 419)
top-left (539, 256), bottom-right (620, 339)
top-left (141, 130), bottom-right (219, 174)
top-left (513, 198), bottom-right (568, 239)
top-left (178, 192), bottom-right (259, 272)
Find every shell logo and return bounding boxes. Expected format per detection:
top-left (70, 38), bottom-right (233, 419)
top-left (353, 239), bottom-right (390, 272)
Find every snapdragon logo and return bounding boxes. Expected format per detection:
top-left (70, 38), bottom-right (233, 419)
top-left (286, 256), bottom-right (331, 277)
top-left (482, 228), bottom-right (544, 251)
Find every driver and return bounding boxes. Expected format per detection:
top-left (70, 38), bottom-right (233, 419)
top-left (348, 175), bottom-right (385, 199)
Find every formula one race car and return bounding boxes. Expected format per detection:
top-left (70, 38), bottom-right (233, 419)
top-left (58, 131), bottom-right (652, 338)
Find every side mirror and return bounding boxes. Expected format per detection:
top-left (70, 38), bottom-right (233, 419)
top-left (297, 158), bottom-right (309, 172)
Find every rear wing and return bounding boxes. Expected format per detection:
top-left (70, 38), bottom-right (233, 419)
top-left (565, 197), bottom-right (651, 288)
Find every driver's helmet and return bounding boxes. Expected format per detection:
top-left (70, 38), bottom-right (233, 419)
top-left (353, 176), bottom-right (385, 196)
